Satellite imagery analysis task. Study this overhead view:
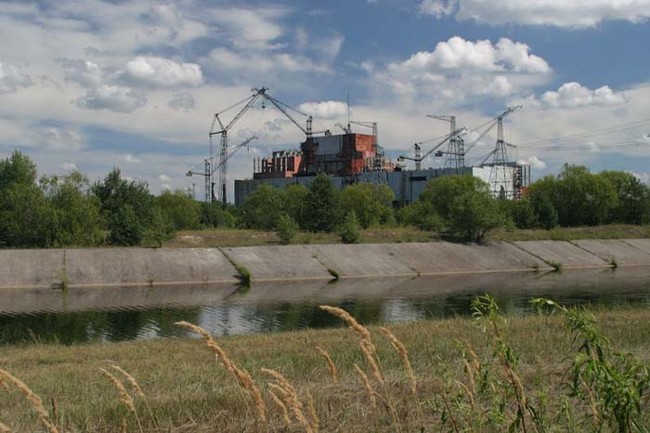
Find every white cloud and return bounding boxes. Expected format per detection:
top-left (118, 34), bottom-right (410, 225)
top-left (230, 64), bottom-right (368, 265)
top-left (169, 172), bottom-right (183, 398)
top-left (0, 62), bottom-right (31, 93)
top-left (210, 7), bottom-right (287, 50)
top-left (119, 154), bottom-right (142, 164)
top-left (60, 59), bottom-right (103, 88)
top-left (540, 82), bottom-right (627, 108)
top-left (168, 92), bottom-right (196, 112)
top-left (419, 0), bottom-right (458, 18)
top-left (124, 56), bottom-right (203, 87)
top-left (61, 162), bottom-right (78, 171)
top-left (374, 36), bottom-right (550, 103)
top-left (299, 101), bottom-right (348, 120)
top-left (518, 155), bottom-right (546, 169)
top-left (158, 174), bottom-right (172, 183)
top-left (30, 126), bottom-right (85, 151)
top-left (420, 0), bottom-right (650, 28)
top-left (76, 85), bottom-right (146, 113)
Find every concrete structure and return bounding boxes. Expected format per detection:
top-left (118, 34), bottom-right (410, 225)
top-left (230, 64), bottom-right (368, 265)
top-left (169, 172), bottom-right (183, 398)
top-left (1, 239), bottom-right (649, 290)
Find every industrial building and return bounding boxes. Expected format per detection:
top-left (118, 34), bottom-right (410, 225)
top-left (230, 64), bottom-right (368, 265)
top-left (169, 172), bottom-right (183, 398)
top-left (193, 87), bottom-right (530, 206)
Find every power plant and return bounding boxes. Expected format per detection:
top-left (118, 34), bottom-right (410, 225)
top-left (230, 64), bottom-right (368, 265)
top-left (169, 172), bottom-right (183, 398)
top-left (187, 87), bottom-right (531, 205)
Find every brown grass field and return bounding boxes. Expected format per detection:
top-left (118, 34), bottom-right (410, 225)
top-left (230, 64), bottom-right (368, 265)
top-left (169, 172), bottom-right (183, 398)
top-left (0, 304), bottom-right (649, 432)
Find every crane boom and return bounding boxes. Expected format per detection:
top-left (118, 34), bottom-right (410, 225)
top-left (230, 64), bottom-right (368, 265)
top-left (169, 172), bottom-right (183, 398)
top-left (465, 105), bottom-right (522, 154)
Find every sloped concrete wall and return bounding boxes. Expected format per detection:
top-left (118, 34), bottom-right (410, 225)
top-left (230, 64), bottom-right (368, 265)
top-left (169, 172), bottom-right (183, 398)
top-left (1, 240), bottom-right (650, 289)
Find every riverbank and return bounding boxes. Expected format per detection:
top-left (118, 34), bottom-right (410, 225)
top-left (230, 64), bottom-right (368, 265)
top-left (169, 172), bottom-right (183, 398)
top-left (1, 306), bottom-right (648, 432)
top-left (3, 238), bottom-right (650, 289)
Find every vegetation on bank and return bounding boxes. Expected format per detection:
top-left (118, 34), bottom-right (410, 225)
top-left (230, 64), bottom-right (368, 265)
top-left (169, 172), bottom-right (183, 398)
top-left (0, 302), bottom-right (648, 432)
top-left (2, 150), bottom-right (650, 248)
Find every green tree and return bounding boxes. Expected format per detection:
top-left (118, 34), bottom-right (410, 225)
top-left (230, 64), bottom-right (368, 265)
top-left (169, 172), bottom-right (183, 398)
top-left (500, 198), bottom-right (538, 229)
top-left (396, 201), bottom-right (445, 232)
top-left (600, 170), bottom-right (650, 224)
top-left (337, 210), bottom-right (362, 244)
top-left (275, 212), bottom-right (299, 245)
top-left (284, 183), bottom-right (310, 228)
top-left (239, 184), bottom-right (287, 230)
top-left (448, 190), bottom-right (503, 242)
top-left (200, 201), bottom-right (237, 228)
top-left (341, 183), bottom-right (395, 229)
top-left (92, 168), bottom-right (154, 246)
top-left (0, 151), bottom-right (53, 247)
top-left (304, 173), bottom-right (342, 232)
top-left (528, 176), bottom-right (560, 229)
top-left (40, 171), bottom-right (104, 246)
top-left (556, 164), bottom-right (618, 226)
top-left (156, 190), bottom-right (201, 230)
top-left (419, 175), bottom-right (504, 242)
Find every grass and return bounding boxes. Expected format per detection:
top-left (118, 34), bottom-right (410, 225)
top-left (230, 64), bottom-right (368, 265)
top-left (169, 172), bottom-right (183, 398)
top-left (164, 224), bottom-right (650, 248)
top-left (0, 305), bottom-right (648, 432)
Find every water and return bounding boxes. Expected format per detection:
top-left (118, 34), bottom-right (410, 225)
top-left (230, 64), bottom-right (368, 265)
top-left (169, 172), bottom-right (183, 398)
top-left (1, 268), bottom-right (650, 345)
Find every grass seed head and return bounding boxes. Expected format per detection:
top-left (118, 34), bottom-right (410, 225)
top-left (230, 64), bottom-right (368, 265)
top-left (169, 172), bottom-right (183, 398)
top-left (315, 345), bottom-right (338, 385)
top-left (99, 368), bottom-right (136, 414)
top-left (0, 369), bottom-right (59, 433)
top-left (110, 365), bottom-right (145, 398)
top-left (0, 421), bottom-right (12, 433)
top-left (354, 364), bottom-right (377, 409)
top-left (380, 327), bottom-right (416, 394)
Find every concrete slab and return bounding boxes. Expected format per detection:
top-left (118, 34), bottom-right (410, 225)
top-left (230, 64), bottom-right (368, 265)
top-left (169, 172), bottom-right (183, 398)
top-left (621, 239), bottom-right (650, 256)
top-left (222, 245), bottom-right (333, 281)
top-left (573, 239), bottom-right (650, 266)
top-left (0, 249), bottom-right (64, 288)
top-left (305, 244), bottom-right (416, 277)
top-left (399, 242), bottom-right (548, 274)
top-left (65, 248), bottom-right (239, 286)
top-left (513, 240), bottom-right (608, 268)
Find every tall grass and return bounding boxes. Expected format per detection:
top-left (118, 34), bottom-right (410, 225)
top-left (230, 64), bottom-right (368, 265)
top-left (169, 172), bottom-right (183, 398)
top-left (0, 300), bottom-right (648, 432)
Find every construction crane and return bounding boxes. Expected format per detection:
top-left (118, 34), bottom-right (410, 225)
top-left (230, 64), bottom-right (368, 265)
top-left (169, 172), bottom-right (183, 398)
top-left (426, 115), bottom-right (464, 171)
top-left (187, 136), bottom-right (257, 202)
top-left (209, 88), bottom-right (267, 204)
top-left (465, 105), bottom-right (523, 199)
top-left (397, 127), bottom-right (467, 170)
top-left (464, 105), bottom-right (522, 155)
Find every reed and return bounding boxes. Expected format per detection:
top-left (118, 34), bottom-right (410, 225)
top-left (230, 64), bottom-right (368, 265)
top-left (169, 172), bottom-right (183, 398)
top-left (0, 368), bottom-right (58, 433)
top-left (353, 364), bottom-right (376, 409)
top-left (175, 320), bottom-right (267, 423)
top-left (380, 327), bottom-right (416, 394)
top-left (262, 368), bottom-right (315, 433)
top-left (315, 345), bottom-right (338, 385)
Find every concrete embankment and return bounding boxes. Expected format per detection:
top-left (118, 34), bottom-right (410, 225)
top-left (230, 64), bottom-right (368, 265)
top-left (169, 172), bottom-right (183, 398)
top-left (1, 239), bottom-right (650, 289)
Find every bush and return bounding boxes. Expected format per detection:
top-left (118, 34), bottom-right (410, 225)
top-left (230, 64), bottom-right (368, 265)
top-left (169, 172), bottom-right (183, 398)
top-left (275, 213), bottom-right (299, 245)
top-left (337, 211), bottom-right (361, 244)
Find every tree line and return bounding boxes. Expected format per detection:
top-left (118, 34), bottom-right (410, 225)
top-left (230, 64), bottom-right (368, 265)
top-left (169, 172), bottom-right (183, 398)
top-left (1, 150), bottom-right (649, 248)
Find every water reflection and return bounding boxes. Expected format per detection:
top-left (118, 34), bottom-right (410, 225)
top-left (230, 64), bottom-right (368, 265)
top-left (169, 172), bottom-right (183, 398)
top-left (1, 268), bottom-right (649, 345)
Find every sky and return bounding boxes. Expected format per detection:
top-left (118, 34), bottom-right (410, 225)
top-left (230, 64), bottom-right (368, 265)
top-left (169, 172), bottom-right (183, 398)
top-left (1, 0), bottom-right (650, 200)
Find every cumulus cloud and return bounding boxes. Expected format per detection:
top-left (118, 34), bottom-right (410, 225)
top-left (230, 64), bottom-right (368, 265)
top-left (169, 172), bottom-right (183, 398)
top-left (61, 162), bottom-right (79, 171)
top-left (168, 92), bottom-right (196, 112)
top-left (299, 101), bottom-right (348, 120)
top-left (388, 37), bottom-right (549, 74)
top-left (0, 62), bottom-right (32, 93)
top-left (374, 36), bottom-right (550, 103)
top-left (124, 56), bottom-right (203, 87)
top-left (540, 82), bottom-right (627, 108)
top-left (420, 0), bottom-right (650, 28)
top-left (76, 85), bottom-right (146, 113)
top-left (517, 155), bottom-right (546, 169)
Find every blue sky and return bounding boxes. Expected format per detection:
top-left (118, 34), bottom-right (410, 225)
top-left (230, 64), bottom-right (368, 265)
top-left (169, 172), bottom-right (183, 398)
top-left (1, 0), bottom-right (649, 199)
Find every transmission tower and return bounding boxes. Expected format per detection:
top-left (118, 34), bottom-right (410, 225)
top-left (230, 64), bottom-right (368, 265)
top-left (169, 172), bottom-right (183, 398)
top-left (485, 105), bottom-right (522, 199)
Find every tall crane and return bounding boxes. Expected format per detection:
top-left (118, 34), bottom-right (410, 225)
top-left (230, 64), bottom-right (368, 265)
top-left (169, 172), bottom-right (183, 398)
top-left (397, 127), bottom-right (467, 170)
top-left (473, 105), bottom-right (522, 199)
top-left (426, 115), bottom-right (464, 171)
top-left (465, 105), bottom-right (522, 155)
top-left (209, 88), bottom-right (266, 204)
top-left (187, 136), bottom-right (258, 202)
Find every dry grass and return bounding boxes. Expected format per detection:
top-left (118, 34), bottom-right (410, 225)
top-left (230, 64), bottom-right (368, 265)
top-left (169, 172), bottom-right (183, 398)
top-left (0, 307), bottom-right (648, 432)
